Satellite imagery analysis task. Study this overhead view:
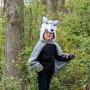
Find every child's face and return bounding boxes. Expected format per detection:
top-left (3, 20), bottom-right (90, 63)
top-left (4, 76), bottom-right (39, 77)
top-left (43, 30), bottom-right (54, 42)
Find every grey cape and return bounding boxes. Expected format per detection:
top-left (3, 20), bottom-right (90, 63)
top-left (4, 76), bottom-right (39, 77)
top-left (28, 40), bottom-right (69, 73)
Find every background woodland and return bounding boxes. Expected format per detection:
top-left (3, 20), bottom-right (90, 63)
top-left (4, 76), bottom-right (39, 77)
top-left (0, 0), bottom-right (90, 90)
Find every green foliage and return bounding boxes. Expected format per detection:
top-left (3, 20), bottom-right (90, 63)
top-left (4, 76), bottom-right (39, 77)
top-left (52, 0), bottom-right (90, 89)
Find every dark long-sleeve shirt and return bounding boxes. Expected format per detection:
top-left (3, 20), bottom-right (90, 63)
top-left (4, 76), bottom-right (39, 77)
top-left (37, 43), bottom-right (69, 72)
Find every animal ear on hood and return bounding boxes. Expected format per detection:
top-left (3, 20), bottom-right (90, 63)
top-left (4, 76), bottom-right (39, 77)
top-left (54, 20), bottom-right (58, 26)
top-left (43, 17), bottom-right (48, 23)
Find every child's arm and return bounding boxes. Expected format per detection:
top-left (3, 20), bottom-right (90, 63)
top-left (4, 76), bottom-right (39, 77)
top-left (56, 53), bottom-right (75, 62)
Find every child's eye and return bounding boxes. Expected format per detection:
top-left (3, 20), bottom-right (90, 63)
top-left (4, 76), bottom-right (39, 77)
top-left (45, 32), bottom-right (48, 34)
top-left (50, 33), bottom-right (52, 34)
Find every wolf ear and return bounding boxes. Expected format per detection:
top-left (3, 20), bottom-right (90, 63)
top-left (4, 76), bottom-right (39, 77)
top-left (43, 17), bottom-right (48, 23)
top-left (54, 20), bottom-right (58, 26)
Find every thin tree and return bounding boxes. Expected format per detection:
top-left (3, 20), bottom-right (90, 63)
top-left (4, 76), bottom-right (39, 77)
top-left (3, 0), bottom-right (6, 12)
top-left (60, 0), bottom-right (68, 13)
top-left (41, 0), bottom-right (47, 5)
top-left (4, 0), bottom-right (24, 89)
top-left (50, 0), bottom-right (58, 19)
top-left (41, 0), bottom-right (47, 12)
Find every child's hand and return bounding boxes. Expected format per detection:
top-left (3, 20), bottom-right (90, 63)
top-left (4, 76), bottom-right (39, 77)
top-left (66, 53), bottom-right (75, 60)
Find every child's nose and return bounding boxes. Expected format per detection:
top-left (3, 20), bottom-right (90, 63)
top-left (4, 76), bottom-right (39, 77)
top-left (47, 32), bottom-right (50, 36)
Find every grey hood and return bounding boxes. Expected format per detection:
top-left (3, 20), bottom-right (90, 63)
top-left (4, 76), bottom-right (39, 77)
top-left (40, 17), bottom-right (58, 42)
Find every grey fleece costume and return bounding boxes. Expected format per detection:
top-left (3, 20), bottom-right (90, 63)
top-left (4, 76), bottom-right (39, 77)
top-left (28, 40), bottom-right (68, 73)
top-left (28, 17), bottom-right (69, 73)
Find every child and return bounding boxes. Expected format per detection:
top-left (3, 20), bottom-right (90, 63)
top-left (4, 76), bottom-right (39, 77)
top-left (28, 17), bottom-right (75, 90)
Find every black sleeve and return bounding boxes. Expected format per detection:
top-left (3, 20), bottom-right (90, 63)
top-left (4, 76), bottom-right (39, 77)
top-left (55, 52), bottom-right (70, 62)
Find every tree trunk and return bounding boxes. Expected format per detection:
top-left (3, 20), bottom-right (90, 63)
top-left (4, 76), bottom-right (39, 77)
top-left (5, 0), bottom-right (24, 89)
top-left (60, 0), bottom-right (68, 13)
top-left (50, 0), bottom-right (58, 19)
top-left (41, 0), bottom-right (47, 5)
top-left (50, 0), bottom-right (58, 13)
top-left (41, 0), bottom-right (47, 12)
top-left (3, 0), bottom-right (6, 12)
